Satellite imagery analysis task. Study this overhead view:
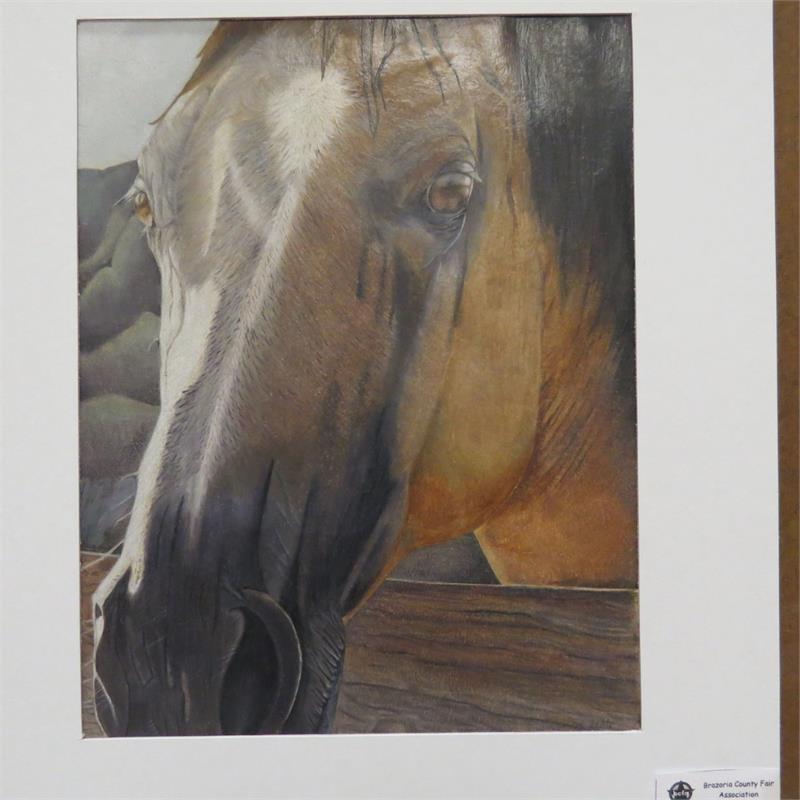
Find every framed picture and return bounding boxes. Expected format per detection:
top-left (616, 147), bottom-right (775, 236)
top-left (77, 12), bottom-right (641, 740)
top-left (0, 1), bottom-right (780, 797)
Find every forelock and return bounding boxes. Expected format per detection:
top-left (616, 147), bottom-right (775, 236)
top-left (159, 18), bottom-right (478, 135)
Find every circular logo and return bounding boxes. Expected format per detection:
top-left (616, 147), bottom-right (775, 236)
top-left (668, 781), bottom-right (694, 800)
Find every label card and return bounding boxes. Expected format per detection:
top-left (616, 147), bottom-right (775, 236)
top-left (656, 769), bottom-right (780, 800)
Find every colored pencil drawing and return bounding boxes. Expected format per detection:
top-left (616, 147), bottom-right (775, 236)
top-left (78, 16), bottom-right (638, 736)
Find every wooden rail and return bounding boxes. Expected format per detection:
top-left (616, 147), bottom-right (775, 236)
top-left (336, 579), bottom-right (639, 733)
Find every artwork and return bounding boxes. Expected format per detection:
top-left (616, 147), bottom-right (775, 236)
top-left (78, 15), bottom-right (638, 737)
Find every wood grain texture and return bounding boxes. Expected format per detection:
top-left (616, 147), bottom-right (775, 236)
top-left (334, 579), bottom-right (640, 733)
top-left (774, 3), bottom-right (799, 797)
top-left (80, 553), bottom-right (639, 736)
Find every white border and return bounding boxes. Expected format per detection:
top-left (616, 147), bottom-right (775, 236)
top-left (1, 2), bottom-right (779, 798)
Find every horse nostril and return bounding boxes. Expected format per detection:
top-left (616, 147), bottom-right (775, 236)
top-left (219, 590), bottom-right (302, 735)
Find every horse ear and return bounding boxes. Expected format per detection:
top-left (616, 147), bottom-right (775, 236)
top-left (219, 590), bottom-right (302, 735)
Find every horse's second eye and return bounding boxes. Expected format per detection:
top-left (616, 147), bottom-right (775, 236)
top-left (133, 191), bottom-right (153, 225)
top-left (427, 171), bottom-right (474, 216)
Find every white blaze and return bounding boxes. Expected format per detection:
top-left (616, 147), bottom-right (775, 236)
top-left (192, 67), bottom-right (354, 517)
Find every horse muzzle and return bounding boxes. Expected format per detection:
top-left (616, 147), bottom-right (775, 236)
top-left (94, 575), bottom-right (303, 736)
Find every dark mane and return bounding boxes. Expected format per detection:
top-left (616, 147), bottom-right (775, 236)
top-left (507, 16), bottom-right (636, 398)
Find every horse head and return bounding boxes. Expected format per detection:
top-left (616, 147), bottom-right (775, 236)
top-left (93, 17), bottom-right (546, 736)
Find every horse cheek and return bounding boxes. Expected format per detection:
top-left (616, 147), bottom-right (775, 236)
top-left (404, 140), bottom-right (546, 548)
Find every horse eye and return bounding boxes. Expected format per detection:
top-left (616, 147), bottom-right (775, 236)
top-left (133, 190), bottom-right (153, 225)
top-left (426, 171), bottom-right (474, 216)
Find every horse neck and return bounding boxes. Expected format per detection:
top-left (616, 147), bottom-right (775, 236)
top-left (533, 245), bottom-right (636, 494)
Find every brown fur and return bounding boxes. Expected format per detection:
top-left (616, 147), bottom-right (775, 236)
top-left (476, 244), bottom-right (638, 588)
